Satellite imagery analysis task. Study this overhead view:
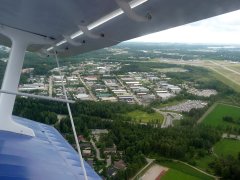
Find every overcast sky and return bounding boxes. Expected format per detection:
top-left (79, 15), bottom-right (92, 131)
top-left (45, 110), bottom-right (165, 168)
top-left (130, 10), bottom-right (240, 44)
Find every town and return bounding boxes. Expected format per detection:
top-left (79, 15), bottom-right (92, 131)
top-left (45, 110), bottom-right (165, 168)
top-left (17, 59), bottom-right (221, 178)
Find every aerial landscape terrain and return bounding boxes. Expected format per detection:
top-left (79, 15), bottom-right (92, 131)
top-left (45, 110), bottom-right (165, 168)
top-left (1, 42), bottom-right (240, 179)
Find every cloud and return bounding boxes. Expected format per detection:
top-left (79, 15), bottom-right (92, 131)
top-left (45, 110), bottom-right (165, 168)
top-left (130, 10), bottom-right (240, 44)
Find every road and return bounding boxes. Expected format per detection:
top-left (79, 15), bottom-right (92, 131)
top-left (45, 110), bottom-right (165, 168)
top-left (90, 138), bottom-right (104, 161)
top-left (154, 108), bottom-right (182, 128)
top-left (78, 75), bottom-right (97, 101)
top-left (106, 155), bottom-right (111, 167)
top-left (163, 113), bottom-right (173, 128)
top-left (49, 76), bottom-right (53, 97)
top-left (55, 114), bottom-right (67, 126)
top-left (153, 108), bottom-right (167, 127)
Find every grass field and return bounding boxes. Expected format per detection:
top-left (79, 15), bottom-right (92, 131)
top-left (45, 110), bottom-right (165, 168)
top-left (214, 139), bottom-right (240, 158)
top-left (227, 65), bottom-right (240, 73)
top-left (210, 71), bottom-right (240, 92)
top-left (201, 103), bottom-right (240, 128)
top-left (195, 155), bottom-right (216, 174)
top-left (161, 161), bottom-right (214, 180)
top-left (162, 169), bottom-right (201, 180)
top-left (127, 110), bottom-right (164, 124)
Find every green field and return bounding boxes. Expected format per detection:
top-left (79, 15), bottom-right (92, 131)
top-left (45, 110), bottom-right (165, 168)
top-left (127, 110), bottom-right (164, 124)
top-left (195, 155), bottom-right (216, 174)
top-left (201, 103), bottom-right (240, 128)
top-left (162, 169), bottom-right (201, 180)
top-left (210, 70), bottom-right (240, 92)
top-left (161, 161), bottom-right (214, 180)
top-left (214, 139), bottom-right (240, 158)
top-left (195, 139), bottom-right (240, 174)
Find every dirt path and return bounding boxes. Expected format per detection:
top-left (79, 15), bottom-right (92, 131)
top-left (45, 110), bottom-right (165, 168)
top-left (197, 103), bottom-right (217, 124)
top-left (90, 138), bottom-right (104, 161)
top-left (173, 160), bottom-right (219, 179)
top-left (131, 158), bottom-right (155, 180)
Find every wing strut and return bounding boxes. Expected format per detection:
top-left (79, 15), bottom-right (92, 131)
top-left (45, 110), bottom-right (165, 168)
top-left (0, 25), bottom-right (52, 137)
top-left (0, 90), bottom-right (75, 103)
top-left (54, 52), bottom-right (88, 180)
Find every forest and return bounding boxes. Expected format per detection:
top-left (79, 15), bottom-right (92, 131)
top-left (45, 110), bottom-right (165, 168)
top-left (13, 97), bottom-right (232, 179)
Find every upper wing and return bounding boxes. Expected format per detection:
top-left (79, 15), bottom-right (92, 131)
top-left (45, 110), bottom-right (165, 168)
top-left (0, 0), bottom-right (240, 57)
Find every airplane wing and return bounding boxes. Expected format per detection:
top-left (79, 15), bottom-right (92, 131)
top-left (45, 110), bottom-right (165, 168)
top-left (1, 1), bottom-right (240, 179)
top-left (0, 0), bottom-right (240, 57)
top-left (0, 116), bottom-right (101, 180)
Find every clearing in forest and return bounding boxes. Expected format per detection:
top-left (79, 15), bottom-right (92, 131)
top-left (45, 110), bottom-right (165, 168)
top-left (126, 110), bottom-right (164, 124)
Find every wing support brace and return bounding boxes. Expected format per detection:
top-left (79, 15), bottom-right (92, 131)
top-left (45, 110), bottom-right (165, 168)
top-left (39, 48), bottom-right (54, 57)
top-left (0, 90), bottom-right (75, 104)
top-left (78, 25), bottom-right (101, 39)
top-left (115, 0), bottom-right (151, 22)
top-left (63, 35), bottom-right (82, 46)
top-left (0, 25), bottom-right (53, 137)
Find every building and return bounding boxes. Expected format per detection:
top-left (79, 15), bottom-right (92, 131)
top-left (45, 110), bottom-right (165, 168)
top-left (157, 92), bottom-right (175, 101)
top-left (84, 76), bottom-right (97, 81)
top-left (18, 83), bottom-right (46, 91)
top-left (82, 149), bottom-right (92, 157)
top-left (76, 93), bottom-right (91, 100)
top-left (114, 160), bottom-right (126, 170)
top-left (168, 86), bottom-right (181, 94)
top-left (100, 97), bottom-right (118, 102)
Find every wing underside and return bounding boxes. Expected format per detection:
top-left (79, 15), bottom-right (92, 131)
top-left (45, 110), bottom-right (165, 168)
top-left (0, 0), bottom-right (240, 56)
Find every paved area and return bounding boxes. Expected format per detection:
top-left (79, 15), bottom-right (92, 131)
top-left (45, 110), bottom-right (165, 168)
top-left (131, 158), bottom-right (154, 180)
top-left (90, 138), bottom-right (104, 161)
top-left (140, 164), bottom-right (168, 180)
top-left (161, 100), bottom-right (207, 112)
